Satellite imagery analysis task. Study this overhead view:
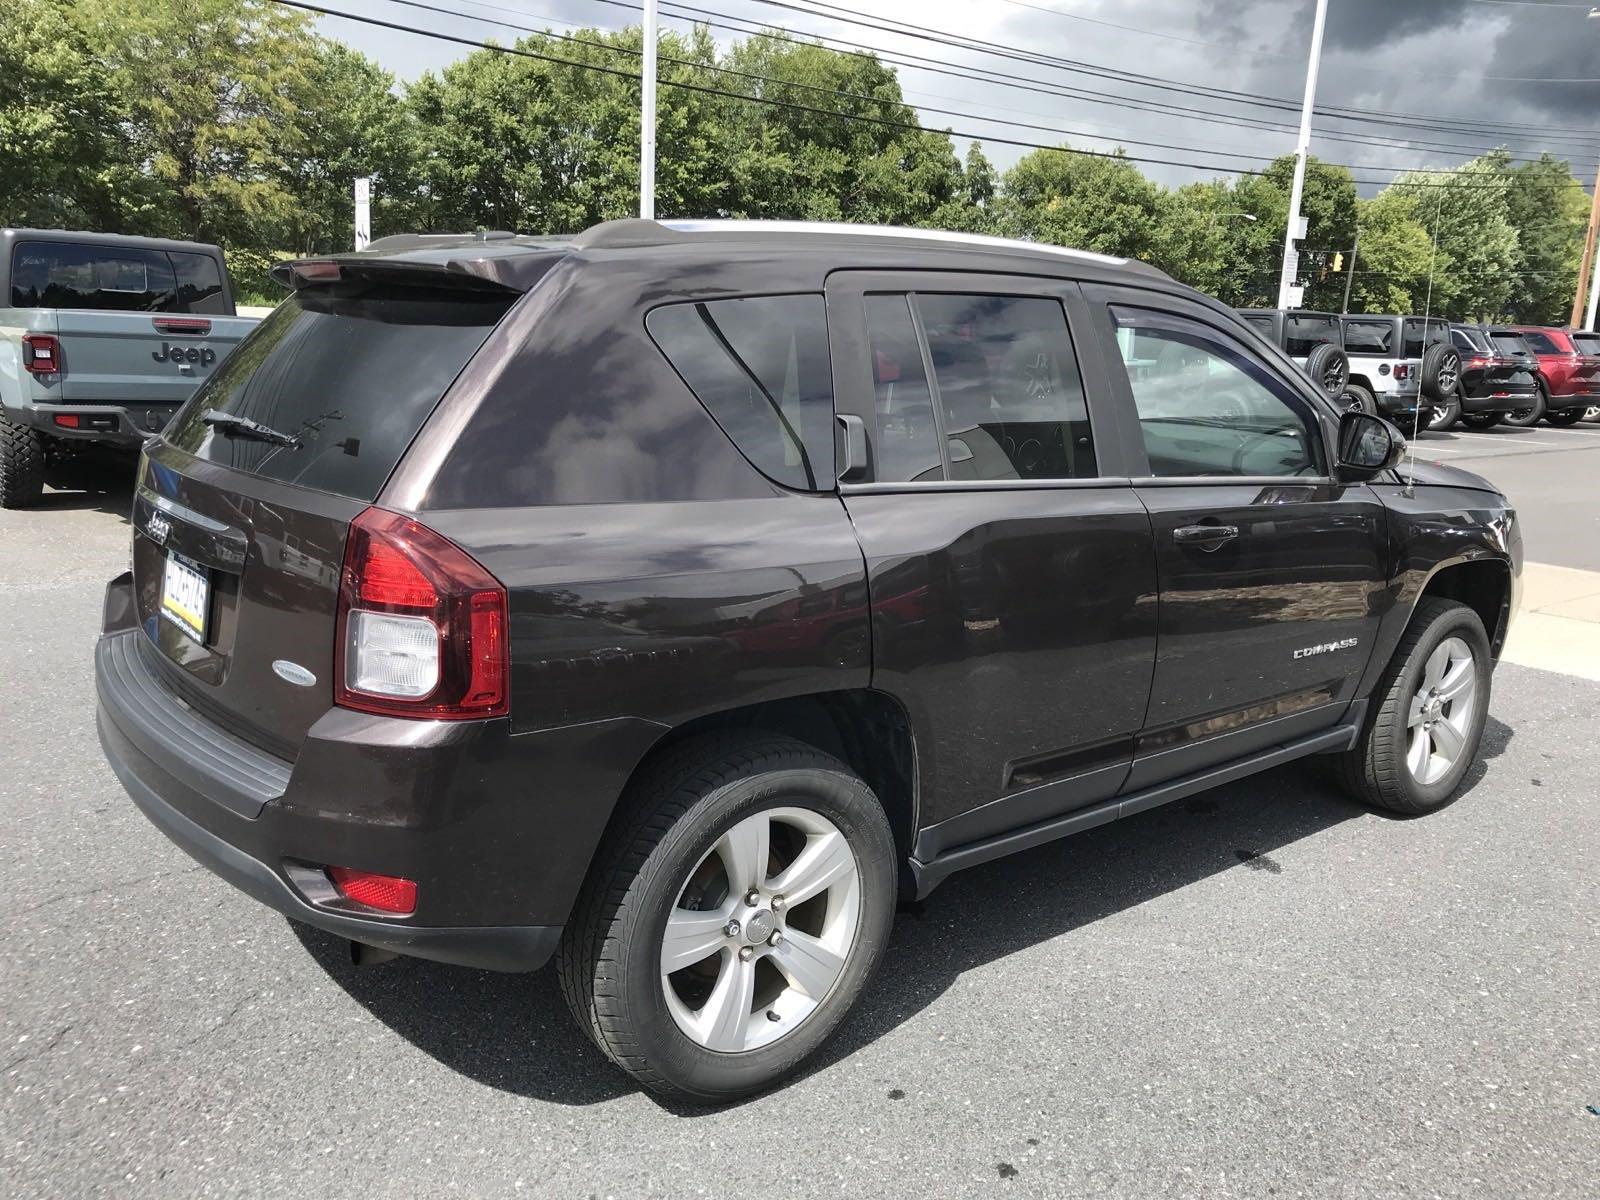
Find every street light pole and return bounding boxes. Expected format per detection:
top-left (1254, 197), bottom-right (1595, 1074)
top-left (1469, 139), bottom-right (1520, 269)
top-left (640, 0), bottom-right (658, 220)
top-left (1276, 0), bottom-right (1329, 310)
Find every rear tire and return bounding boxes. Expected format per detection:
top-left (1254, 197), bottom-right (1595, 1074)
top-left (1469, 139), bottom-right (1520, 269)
top-left (1343, 382), bottom-right (1377, 416)
top-left (1336, 598), bottom-right (1491, 816)
top-left (1502, 385), bottom-right (1546, 428)
top-left (0, 417), bottom-right (46, 509)
top-left (1544, 407), bottom-right (1584, 426)
top-left (1459, 411), bottom-right (1502, 430)
top-left (1419, 343), bottom-right (1462, 404)
top-left (557, 734), bottom-right (897, 1103)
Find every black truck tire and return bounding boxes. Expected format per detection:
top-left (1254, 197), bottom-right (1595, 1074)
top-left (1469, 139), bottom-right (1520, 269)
top-left (0, 417), bottom-right (46, 509)
top-left (1343, 382), bottom-right (1377, 415)
top-left (1302, 343), bottom-right (1349, 397)
top-left (1419, 343), bottom-right (1462, 404)
top-left (1502, 385), bottom-right (1547, 428)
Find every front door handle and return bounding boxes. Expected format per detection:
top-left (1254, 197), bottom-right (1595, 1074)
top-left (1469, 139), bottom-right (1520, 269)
top-left (1173, 523), bottom-right (1239, 551)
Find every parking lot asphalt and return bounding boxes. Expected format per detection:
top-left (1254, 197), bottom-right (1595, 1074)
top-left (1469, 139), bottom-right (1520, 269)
top-left (3, 428), bottom-right (1598, 1198)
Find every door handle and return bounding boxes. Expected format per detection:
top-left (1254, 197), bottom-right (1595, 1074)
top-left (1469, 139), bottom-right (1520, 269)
top-left (1173, 524), bottom-right (1239, 550)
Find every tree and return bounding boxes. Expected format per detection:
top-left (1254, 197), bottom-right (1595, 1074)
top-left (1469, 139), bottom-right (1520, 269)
top-left (1344, 189), bottom-right (1440, 315)
top-left (995, 147), bottom-right (1166, 260)
top-left (277, 41), bottom-right (420, 255)
top-left (1490, 151), bottom-right (1591, 325)
top-left (1390, 158), bottom-right (1519, 320)
top-left (73, 0), bottom-right (322, 247)
top-left (1228, 155), bottom-right (1357, 311)
top-left (928, 142), bottom-right (998, 233)
top-left (0, 0), bottom-right (134, 229)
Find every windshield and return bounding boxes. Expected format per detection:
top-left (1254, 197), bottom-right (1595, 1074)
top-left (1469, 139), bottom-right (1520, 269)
top-left (162, 284), bottom-right (513, 501)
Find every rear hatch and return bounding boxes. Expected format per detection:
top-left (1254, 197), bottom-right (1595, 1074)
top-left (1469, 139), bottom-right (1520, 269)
top-left (131, 272), bottom-right (520, 757)
top-left (1571, 332), bottom-right (1600, 392)
top-left (1485, 332), bottom-right (1539, 395)
top-left (57, 311), bottom-right (256, 405)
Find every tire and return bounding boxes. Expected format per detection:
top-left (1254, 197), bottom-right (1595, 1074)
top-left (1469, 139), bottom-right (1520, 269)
top-left (1502, 385), bottom-right (1546, 428)
top-left (1336, 597), bottom-right (1491, 816)
top-left (1302, 343), bottom-right (1349, 398)
top-left (1544, 406), bottom-right (1584, 426)
top-left (1343, 382), bottom-right (1377, 416)
top-left (558, 733), bottom-right (897, 1103)
top-left (1419, 343), bottom-right (1462, 404)
top-left (1584, 406), bottom-right (1600, 423)
top-left (1459, 411), bottom-right (1501, 429)
top-left (0, 416), bottom-right (46, 509)
top-left (1426, 392), bottom-right (1461, 431)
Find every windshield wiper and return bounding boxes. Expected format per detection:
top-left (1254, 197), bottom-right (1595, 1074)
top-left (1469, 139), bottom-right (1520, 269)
top-left (202, 409), bottom-right (302, 449)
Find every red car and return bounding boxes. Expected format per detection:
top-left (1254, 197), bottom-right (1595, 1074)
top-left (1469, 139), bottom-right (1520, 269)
top-left (1494, 325), bottom-right (1600, 425)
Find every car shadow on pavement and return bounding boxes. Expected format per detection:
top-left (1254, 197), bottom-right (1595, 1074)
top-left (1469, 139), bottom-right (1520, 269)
top-left (293, 714), bottom-right (1513, 1112)
top-left (34, 463), bottom-right (136, 519)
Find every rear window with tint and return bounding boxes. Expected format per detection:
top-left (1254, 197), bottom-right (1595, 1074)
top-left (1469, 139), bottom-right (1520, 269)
top-left (1285, 314), bottom-right (1338, 357)
top-left (1343, 319), bottom-right (1393, 354)
top-left (647, 295), bottom-right (834, 491)
top-left (162, 284), bottom-right (512, 501)
top-left (1403, 319), bottom-right (1448, 358)
top-left (1239, 314), bottom-right (1274, 338)
top-left (1490, 333), bottom-right (1531, 356)
top-left (10, 241), bottom-right (226, 313)
top-left (1521, 330), bottom-right (1561, 354)
top-left (1570, 332), bottom-right (1600, 356)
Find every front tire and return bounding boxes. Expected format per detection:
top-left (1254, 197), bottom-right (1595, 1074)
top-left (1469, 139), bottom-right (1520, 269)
top-left (1336, 598), bottom-right (1491, 816)
top-left (558, 734), bottom-right (897, 1103)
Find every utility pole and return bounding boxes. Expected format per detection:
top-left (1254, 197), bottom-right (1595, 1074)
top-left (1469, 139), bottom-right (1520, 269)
top-left (640, 0), bottom-right (658, 220)
top-left (1276, 0), bottom-right (1329, 310)
top-left (1571, 164), bottom-right (1600, 328)
top-left (1340, 229), bottom-right (1360, 315)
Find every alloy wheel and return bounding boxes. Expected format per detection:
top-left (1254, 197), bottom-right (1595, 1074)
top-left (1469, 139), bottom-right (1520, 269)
top-left (1406, 636), bottom-right (1477, 786)
top-left (1322, 358), bottom-right (1348, 396)
top-left (661, 807), bottom-right (861, 1053)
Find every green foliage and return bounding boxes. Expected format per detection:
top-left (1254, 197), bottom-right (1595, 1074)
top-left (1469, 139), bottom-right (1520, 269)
top-left (2, 3), bottom-right (1591, 326)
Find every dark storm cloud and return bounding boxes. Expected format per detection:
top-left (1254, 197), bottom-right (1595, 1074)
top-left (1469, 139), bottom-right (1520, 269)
top-left (1318, 0), bottom-right (1470, 51)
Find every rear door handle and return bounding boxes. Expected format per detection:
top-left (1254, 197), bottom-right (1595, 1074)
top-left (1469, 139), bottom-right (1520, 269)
top-left (1173, 524), bottom-right (1239, 550)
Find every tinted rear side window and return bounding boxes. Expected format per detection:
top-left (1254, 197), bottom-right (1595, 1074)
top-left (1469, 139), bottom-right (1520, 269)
top-left (1239, 314), bottom-right (1274, 338)
top-left (1452, 327), bottom-right (1489, 353)
top-left (1285, 315), bottom-right (1338, 357)
top-left (1573, 332), bottom-right (1600, 355)
top-left (1490, 333), bottom-right (1530, 356)
top-left (1521, 330), bottom-right (1560, 354)
top-left (1343, 320), bottom-right (1393, 354)
top-left (1403, 320), bottom-right (1448, 358)
top-left (163, 285), bottom-right (513, 501)
top-left (170, 252), bottom-right (228, 314)
top-left (647, 295), bottom-right (833, 490)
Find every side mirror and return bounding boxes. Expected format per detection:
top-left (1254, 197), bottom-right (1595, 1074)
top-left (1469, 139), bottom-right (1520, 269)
top-left (1336, 409), bottom-right (1405, 478)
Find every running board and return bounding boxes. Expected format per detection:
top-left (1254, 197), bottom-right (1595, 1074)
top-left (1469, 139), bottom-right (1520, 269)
top-left (906, 720), bottom-right (1361, 899)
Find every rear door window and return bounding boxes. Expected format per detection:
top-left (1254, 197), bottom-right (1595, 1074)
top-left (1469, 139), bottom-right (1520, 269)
top-left (1343, 319), bottom-right (1393, 354)
top-left (862, 294), bottom-right (944, 483)
top-left (1521, 330), bottom-right (1561, 354)
top-left (1285, 315), bottom-right (1338, 357)
top-left (1239, 313), bottom-right (1274, 339)
top-left (1402, 319), bottom-right (1448, 358)
top-left (169, 252), bottom-right (228, 314)
top-left (647, 295), bottom-right (833, 491)
top-left (162, 284), bottom-right (514, 501)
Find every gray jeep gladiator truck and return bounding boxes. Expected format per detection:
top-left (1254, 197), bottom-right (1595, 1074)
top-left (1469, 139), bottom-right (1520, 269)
top-left (1, 229), bottom-right (259, 508)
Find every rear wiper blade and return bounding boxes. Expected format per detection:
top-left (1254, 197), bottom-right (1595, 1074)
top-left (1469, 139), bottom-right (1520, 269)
top-left (202, 409), bottom-right (302, 449)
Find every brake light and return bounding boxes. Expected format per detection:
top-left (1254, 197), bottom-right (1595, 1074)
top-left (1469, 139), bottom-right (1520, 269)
top-left (53, 413), bottom-right (80, 428)
top-left (1394, 364), bottom-right (1410, 380)
top-left (327, 866), bottom-right (417, 914)
top-left (335, 507), bottom-right (509, 719)
top-left (22, 334), bottom-right (60, 375)
top-left (1466, 356), bottom-right (1489, 368)
top-left (153, 317), bottom-right (212, 336)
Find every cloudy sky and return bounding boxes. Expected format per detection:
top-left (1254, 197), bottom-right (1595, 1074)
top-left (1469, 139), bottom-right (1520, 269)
top-left (315, 0), bottom-right (1600, 191)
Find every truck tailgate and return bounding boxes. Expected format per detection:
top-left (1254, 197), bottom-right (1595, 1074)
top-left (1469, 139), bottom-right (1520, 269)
top-left (55, 312), bottom-right (257, 405)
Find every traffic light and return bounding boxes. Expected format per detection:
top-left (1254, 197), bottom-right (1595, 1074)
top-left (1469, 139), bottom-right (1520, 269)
top-left (1332, 252), bottom-right (1344, 273)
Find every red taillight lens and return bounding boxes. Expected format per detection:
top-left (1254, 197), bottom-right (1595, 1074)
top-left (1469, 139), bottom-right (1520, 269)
top-left (22, 334), bottom-right (60, 374)
top-left (1394, 364), bottom-right (1410, 380)
top-left (53, 413), bottom-right (80, 428)
top-left (1467, 356), bottom-right (1489, 368)
top-left (153, 317), bottom-right (212, 336)
top-left (335, 507), bottom-right (509, 719)
top-left (327, 866), bottom-right (417, 914)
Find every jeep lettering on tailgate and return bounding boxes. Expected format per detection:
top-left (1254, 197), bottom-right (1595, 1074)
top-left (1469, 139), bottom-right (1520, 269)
top-left (153, 342), bottom-right (217, 366)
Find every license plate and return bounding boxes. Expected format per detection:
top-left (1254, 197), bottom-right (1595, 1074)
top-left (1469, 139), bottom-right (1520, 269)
top-left (161, 552), bottom-right (210, 643)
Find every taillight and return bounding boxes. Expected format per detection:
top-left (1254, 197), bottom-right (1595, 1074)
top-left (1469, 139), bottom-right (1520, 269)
top-left (22, 334), bottom-right (60, 375)
top-left (335, 507), bottom-right (509, 719)
top-left (1467, 356), bottom-right (1490, 368)
top-left (327, 866), bottom-right (417, 914)
top-left (1393, 364), bottom-right (1410, 380)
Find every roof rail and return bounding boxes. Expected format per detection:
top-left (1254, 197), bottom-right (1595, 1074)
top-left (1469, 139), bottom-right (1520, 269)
top-left (572, 217), bottom-right (1128, 266)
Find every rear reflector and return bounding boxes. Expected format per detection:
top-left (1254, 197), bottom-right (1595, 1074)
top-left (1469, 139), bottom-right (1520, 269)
top-left (53, 413), bottom-right (80, 428)
top-left (328, 866), bottom-right (418, 914)
top-left (22, 334), bottom-right (60, 374)
top-left (335, 508), bottom-right (509, 719)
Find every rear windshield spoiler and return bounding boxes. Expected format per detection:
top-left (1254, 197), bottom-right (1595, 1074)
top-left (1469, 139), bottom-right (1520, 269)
top-left (269, 254), bottom-right (547, 295)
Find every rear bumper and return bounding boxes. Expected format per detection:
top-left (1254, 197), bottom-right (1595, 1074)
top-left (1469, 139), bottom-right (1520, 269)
top-left (2, 399), bottom-right (178, 446)
top-left (1459, 388), bottom-right (1536, 415)
top-left (93, 572), bottom-right (662, 972)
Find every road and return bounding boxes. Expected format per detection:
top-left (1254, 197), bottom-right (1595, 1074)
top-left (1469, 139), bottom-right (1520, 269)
top-left (2, 422), bottom-right (1598, 1198)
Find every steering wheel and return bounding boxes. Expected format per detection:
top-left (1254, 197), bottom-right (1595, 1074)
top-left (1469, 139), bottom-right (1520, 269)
top-left (1205, 389), bottom-right (1250, 421)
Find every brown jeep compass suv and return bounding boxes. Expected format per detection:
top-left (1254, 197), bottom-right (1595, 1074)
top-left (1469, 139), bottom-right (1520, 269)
top-left (96, 220), bottom-right (1521, 1102)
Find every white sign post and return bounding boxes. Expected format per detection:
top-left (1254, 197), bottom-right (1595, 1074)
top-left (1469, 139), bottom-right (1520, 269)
top-left (640, 0), bottom-right (657, 220)
top-left (354, 177), bottom-right (371, 251)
